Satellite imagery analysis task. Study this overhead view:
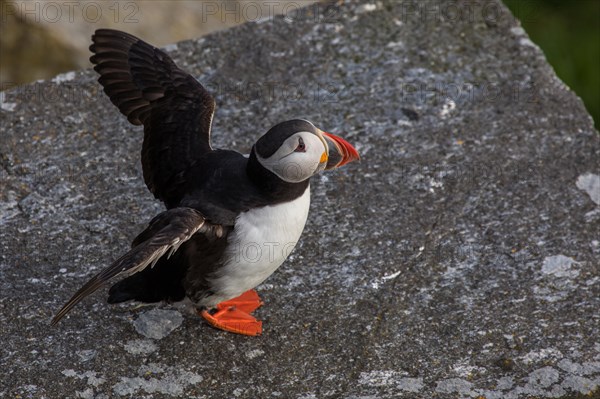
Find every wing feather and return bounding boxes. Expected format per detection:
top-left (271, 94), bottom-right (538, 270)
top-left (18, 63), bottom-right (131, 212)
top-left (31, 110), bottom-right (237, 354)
top-left (51, 208), bottom-right (222, 325)
top-left (90, 29), bottom-right (216, 205)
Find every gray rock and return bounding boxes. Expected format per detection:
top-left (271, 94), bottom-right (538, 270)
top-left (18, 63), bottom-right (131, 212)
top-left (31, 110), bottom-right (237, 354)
top-left (124, 339), bottom-right (158, 355)
top-left (541, 254), bottom-right (579, 278)
top-left (133, 309), bottom-right (184, 340)
top-left (1, 0), bottom-right (599, 398)
top-left (576, 173), bottom-right (600, 205)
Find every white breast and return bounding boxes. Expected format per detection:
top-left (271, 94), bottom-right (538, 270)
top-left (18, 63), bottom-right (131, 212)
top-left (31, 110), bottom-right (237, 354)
top-left (204, 186), bottom-right (311, 306)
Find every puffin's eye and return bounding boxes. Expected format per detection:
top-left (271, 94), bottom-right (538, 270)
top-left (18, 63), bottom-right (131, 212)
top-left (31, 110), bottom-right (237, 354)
top-left (294, 137), bottom-right (306, 152)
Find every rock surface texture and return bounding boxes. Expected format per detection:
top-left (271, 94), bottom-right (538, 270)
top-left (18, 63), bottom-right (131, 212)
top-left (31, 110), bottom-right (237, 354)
top-left (1, 1), bottom-right (599, 398)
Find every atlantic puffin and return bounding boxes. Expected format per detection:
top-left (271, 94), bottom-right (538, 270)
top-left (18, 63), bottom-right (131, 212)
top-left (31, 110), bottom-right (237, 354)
top-left (51, 29), bottom-right (359, 336)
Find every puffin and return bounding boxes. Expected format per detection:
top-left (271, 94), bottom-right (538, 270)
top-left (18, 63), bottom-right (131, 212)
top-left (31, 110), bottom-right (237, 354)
top-left (51, 29), bottom-right (359, 336)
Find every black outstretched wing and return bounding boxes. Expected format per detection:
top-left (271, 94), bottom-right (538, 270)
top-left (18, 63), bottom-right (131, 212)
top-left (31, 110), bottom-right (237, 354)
top-left (51, 208), bottom-right (223, 325)
top-left (90, 29), bottom-right (216, 204)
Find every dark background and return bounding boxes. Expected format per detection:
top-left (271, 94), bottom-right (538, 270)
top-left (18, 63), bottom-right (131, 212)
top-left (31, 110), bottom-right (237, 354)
top-left (504, 0), bottom-right (599, 129)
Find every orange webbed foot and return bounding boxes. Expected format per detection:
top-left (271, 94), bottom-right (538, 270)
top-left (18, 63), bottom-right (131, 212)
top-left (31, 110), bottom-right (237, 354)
top-left (216, 289), bottom-right (263, 313)
top-left (200, 290), bottom-right (264, 336)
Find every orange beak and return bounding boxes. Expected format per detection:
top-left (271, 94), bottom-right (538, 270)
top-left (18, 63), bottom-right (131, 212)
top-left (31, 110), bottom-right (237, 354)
top-left (321, 131), bottom-right (360, 169)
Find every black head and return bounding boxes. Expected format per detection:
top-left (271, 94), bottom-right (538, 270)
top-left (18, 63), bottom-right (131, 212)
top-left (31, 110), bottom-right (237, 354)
top-left (251, 119), bottom-right (329, 184)
top-left (249, 119), bottom-right (360, 186)
top-left (254, 119), bottom-right (319, 159)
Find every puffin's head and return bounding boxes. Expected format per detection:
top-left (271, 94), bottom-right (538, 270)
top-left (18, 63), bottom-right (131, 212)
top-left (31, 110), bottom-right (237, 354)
top-left (253, 119), bottom-right (360, 183)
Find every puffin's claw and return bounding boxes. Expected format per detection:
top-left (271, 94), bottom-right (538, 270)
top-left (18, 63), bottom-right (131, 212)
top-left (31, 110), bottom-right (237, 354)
top-left (199, 290), bottom-right (263, 336)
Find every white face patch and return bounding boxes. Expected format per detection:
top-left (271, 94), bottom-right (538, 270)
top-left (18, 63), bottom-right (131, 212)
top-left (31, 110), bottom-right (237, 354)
top-left (256, 132), bottom-right (327, 183)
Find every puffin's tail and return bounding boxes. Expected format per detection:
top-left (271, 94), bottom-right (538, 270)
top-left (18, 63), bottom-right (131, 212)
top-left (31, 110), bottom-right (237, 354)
top-left (51, 208), bottom-right (221, 325)
top-left (107, 261), bottom-right (186, 304)
top-left (107, 272), bottom-right (161, 304)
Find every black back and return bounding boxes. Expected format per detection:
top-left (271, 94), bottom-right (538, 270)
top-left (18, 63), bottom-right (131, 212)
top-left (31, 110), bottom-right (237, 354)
top-left (177, 149), bottom-right (309, 224)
